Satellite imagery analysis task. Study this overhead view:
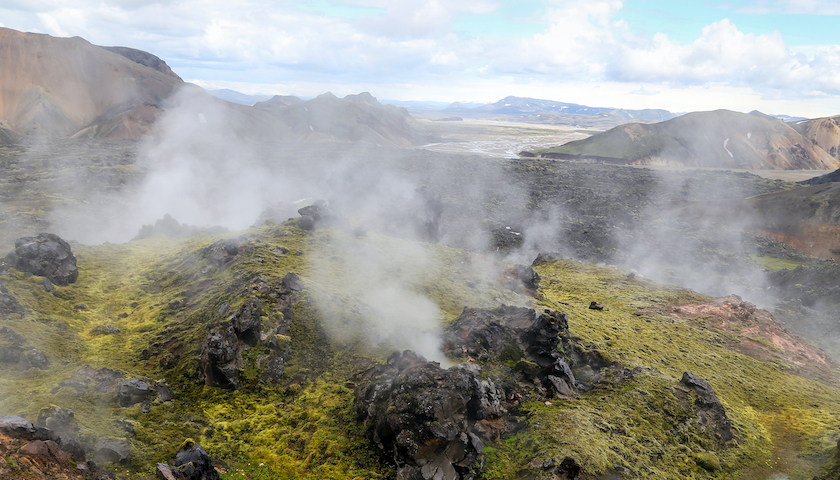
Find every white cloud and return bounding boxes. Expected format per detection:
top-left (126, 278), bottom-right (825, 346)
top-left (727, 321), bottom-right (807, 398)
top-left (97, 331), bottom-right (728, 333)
top-left (738, 0), bottom-right (840, 15)
top-left (3, 0), bottom-right (840, 115)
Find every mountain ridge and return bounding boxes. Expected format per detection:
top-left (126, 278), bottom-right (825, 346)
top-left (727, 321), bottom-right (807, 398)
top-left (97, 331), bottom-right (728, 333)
top-left (535, 109), bottom-right (840, 170)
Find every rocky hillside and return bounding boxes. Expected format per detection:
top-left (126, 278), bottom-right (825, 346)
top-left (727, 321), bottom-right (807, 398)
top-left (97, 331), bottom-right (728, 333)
top-left (0, 28), bottom-right (430, 148)
top-left (0, 27), bottom-right (181, 139)
top-left (0, 217), bottom-right (839, 480)
top-left (536, 109), bottom-right (840, 170)
top-left (790, 116), bottom-right (840, 160)
top-left (740, 182), bottom-right (840, 262)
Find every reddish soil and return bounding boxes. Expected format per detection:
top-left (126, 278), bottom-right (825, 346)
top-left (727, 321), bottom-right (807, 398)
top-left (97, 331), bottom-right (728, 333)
top-left (664, 295), bottom-right (840, 387)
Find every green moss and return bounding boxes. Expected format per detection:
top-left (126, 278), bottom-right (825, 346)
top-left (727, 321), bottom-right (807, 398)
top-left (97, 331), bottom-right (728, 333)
top-left (749, 254), bottom-right (806, 272)
top-left (694, 452), bottom-right (721, 471)
top-left (1, 223), bottom-right (839, 479)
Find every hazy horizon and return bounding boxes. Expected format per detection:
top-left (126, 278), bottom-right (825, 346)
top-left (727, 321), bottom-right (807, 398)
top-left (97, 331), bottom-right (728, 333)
top-left (3, 1), bottom-right (840, 118)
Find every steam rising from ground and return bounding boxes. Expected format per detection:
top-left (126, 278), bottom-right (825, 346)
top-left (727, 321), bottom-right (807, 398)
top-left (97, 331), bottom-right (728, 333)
top-left (310, 236), bottom-right (446, 362)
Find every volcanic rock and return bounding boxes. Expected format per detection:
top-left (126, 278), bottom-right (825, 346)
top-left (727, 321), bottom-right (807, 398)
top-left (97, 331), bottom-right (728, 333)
top-left (174, 440), bottom-right (220, 480)
top-left (118, 378), bottom-right (152, 407)
top-left (0, 281), bottom-right (24, 315)
top-left (156, 439), bottom-right (220, 480)
top-left (199, 321), bottom-right (242, 390)
top-left (200, 280), bottom-right (296, 389)
top-left (681, 372), bottom-right (735, 443)
top-left (0, 415), bottom-right (59, 442)
top-left (297, 202), bottom-right (345, 230)
top-left (203, 239), bottom-right (247, 268)
top-left (11, 233), bottom-right (78, 285)
top-left (443, 306), bottom-right (577, 398)
top-left (35, 407), bottom-right (78, 440)
top-left (0, 325), bottom-right (50, 370)
top-left (354, 350), bottom-right (501, 480)
top-left (94, 438), bottom-right (131, 464)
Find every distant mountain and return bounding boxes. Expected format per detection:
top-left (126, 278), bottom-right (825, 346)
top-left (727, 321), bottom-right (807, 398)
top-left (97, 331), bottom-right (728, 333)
top-left (445, 96), bottom-right (675, 122)
top-left (0, 27), bottom-right (428, 148)
top-left (0, 27), bottom-right (181, 139)
top-left (789, 115), bottom-right (840, 160)
top-left (207, 89), bottom-right (273, 105)
top-left (254, 91), bottom-right (424, 147)
top-left (538, 109), bottom-right (840, 170)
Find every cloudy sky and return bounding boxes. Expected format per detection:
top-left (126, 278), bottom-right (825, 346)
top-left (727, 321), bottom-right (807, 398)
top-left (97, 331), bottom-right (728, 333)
top-left (2, 0), bottom-right (840, 117)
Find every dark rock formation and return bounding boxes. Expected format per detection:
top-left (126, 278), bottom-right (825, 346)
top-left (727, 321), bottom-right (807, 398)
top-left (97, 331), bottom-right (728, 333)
top-left (0, 415), bottom-right (60, 442)
top-left (443, 306), bottom-right (577, 399)
top-left (0, 281), bottom-right (24, 315)
top-left (34, 407), bottom-right (84, 462)
top-left (505, 264), bottom-right (541, 293)
top-left (199, 298), bottom-right (263, 390)
top-left (73, 365), bottom-right (125, 393)
top-left (0, 325), bottom-right (50, 370)
top-left (203, 239), bottom-right (247, 269)
top-left (200, 274), bottom-right (301, 389)
top-left (118, 378), bottom-right (151, 407)
top-left (94, 438), bottom-right (131, 464)
top-left (681, 372), bottom-right (735, 444)
top-left (354, 350), bottom-right (499, 480)
top-left (35, 407), bottom-right (78, 440)
top-left (102, 46), bottom-right (182, 80)
top-left (156, 439), bottom-right (220, 480)
top-left (10, 233), bottom-right (78, 285)
top-left (297, 202), bottom-right (345, 231)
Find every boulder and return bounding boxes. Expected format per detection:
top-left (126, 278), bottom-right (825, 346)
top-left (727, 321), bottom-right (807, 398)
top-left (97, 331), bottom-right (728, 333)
top-left (94, 438), bottom-right (131, 464)
top-left (199, 321), bottom-right (243, 390)
top-left (17, 439), bottom-right (72, 466)
top-left (199, 275), bottom-right (300, 389)
top-left (11, 233), bottom-right (78, 285)
top-left (354, 350), bottom-right (500, 480)
top-left (155, 439), bottom-right (220, 480)
top-left (174, 439), bottom-right (220, 480)
top-left (203, 239), bottom-right (245, 268)
top-left (35, 406), bottom-right (79, 441)
top-left (0, 281), bottom-right (24, 315)
top-left (232, 298), bottom-right (261, 348)
top-left (296, 202), bottom-right (346, 230)
top-left (681, 372), bottom-right (735, 443)
top-left (442, 306), bottom-right (576, 398)
top-left (0, 415), bottom-right (60, 442)
top-left (0, 325), bottom-right (50, 370)
top-left (118, 378), bottom-right (151, 407)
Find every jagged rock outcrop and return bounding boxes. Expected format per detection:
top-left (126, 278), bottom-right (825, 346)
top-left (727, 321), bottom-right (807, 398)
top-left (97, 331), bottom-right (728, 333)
top-left (8, 233), bottom-right (78, 286)
top-left (354, 350), bottom-right (498, 480)
top-left (296, 202), bottom-right (346, 231)
top-left (0, 281), bottom-right (24, 316)
top-left (156, 439), bottom-right (220, 480)
top-left (199, 273), bottom-right (301, 389)
top-left (0, 325), bottom-right (49, 370)
top-left (94, 438), bottom-right (131, 464)
top-left (680, 372), bottom-right (735, 444)
top-left (443, 306), bottom-right (577, 399)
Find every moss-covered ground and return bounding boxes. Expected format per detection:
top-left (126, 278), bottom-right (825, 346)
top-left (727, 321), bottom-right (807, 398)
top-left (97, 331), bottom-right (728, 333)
top-left (1, 223), bottom-right (839, 479)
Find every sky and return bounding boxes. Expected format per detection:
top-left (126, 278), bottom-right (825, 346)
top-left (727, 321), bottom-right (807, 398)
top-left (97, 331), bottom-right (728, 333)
top-left (2, 0), bottom-right (840, 117)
